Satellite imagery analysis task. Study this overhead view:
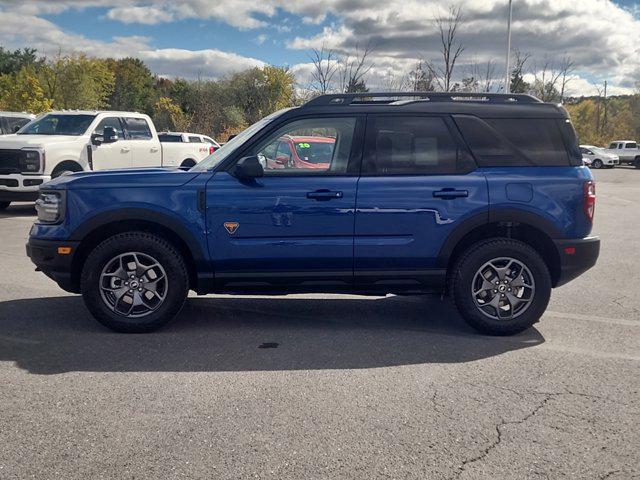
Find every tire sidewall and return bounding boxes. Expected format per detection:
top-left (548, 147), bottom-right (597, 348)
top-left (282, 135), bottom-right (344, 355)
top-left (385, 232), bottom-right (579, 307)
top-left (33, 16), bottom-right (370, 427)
top-left (81, 233), bottom-right (188, 332)
top-left (453, 240), bottom-right (551, 335)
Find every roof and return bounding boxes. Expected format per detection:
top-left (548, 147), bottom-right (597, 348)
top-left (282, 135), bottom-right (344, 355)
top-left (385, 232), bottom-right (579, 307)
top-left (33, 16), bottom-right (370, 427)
top-left (611, 140), bottom-right (637, 143)
top-left (43, 110), bottom-right (147, 116)
top-left (285, 135), bottom-right (335, 143)
top-left (0, 111), bottom-right (35, 118)
top-left (299, 92), bottom-right (567, 118)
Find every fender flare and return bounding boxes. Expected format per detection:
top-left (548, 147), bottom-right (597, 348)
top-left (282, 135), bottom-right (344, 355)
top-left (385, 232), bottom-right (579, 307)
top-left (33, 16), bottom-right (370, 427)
top-left (69, 207), bottom-right (208, 267)
top-left (436, 208), bottom-right (563, 268)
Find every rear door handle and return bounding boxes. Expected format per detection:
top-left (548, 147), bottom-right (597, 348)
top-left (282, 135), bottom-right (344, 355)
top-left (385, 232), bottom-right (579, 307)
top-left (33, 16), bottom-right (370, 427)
top-left (306, 189), bottom-right (343, 201)
top-left (433, 188), bottom-right (468, 199)
top-left (120, 147), bottom-right (131, 153)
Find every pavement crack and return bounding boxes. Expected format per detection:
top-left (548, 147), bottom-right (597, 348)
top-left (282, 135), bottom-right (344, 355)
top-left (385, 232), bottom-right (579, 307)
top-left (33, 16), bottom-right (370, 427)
top-left (449, 394), bottom-right (553, 480)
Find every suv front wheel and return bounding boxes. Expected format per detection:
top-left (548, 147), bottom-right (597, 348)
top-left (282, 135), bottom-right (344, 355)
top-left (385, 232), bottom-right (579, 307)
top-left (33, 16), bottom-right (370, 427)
top-left (451, 238), bottom-right (551, 335)
top-left (81, 232), bottom-right (189, 333)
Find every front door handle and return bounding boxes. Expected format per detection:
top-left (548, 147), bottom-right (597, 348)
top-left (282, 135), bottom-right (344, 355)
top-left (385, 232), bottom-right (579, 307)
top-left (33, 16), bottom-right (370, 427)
top-left (306, 189), bottom-right (343, 201)
top-left (433, 188), bottom-right (468, 199)
top-left (150, 147), bottom-right (159, 153)
top-left (120, 147), bottom-right (131, 153)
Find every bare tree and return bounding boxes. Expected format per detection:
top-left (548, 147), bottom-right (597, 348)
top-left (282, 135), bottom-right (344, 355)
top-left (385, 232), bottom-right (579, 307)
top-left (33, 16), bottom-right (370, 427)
top-left (509, 49), bottom-right (531, 93)
top-left (338, 43), bottom-right (375, 93)
top-left (407, 60), bottom-right (436, 91)
top-left (463, 59), bottom-right (497, 92)
top-left (558, 55), bottom-right (576, 102)
top-left (531, 54), bottom-right (576, 102)
top-left (429, 4), bottom-right (465, 92)
top-left (308, 45), bottom-right (339, 94)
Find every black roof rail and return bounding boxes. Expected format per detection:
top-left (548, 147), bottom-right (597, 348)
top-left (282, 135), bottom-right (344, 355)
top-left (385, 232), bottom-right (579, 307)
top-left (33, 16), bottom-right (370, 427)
top-left (304, 92), bottom-right (542, 107)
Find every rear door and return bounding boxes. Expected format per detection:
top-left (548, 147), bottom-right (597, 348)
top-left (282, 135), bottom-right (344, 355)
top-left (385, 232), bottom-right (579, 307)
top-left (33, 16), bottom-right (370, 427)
top-left (354, 114), bottom-right (488, 289)
top-left (90, 116), bottom-right (131, 170)
top-left (124, 117), bottom-right (161, 167)
top-left (206, 115), bottom-right (364, 289)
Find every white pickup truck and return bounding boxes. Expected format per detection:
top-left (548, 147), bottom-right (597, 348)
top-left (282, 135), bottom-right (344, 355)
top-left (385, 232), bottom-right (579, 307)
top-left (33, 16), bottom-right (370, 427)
top-left (0, 111), bottom-right (213, 209)
top-left (605, 140), bottom-right (640, 168)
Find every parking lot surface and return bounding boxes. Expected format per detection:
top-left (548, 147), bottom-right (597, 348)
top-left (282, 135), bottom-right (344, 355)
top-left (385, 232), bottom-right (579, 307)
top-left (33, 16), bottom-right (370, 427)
top-left (0, 168), bottom-right (638, 479)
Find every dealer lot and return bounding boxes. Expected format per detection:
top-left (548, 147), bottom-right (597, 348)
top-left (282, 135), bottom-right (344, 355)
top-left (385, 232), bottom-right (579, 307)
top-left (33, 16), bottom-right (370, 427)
top-left (0, 168), bottom-right (638, 479)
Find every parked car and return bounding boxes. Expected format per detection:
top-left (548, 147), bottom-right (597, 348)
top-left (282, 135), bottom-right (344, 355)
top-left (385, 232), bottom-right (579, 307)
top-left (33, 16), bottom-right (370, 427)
top-left (605, 140), bottom-right (640, 167)
top-left (579, 145), bottom-right (619, 168)
top-left (26, 92), bottom-right (599, 336)
top-left (260, 135), bottom-right (335, 170)
top-left (0, 111), bottom-right (209, 210)
top-left (158, 132), bottom-right (221, 168)
top-left (0, 111), bottom-right (35, 135)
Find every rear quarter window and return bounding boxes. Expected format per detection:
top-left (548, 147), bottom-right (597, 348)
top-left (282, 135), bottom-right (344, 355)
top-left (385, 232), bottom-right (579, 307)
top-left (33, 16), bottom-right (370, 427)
top-left (455, 116), bottom-right (574, 167)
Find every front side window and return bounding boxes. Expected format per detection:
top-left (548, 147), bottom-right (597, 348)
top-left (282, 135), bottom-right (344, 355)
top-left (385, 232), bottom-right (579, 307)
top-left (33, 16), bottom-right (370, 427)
top-left (252, 117), bottom-right (357, 175)
top-left (124, 117), bottom-right (152, 140)
top-left (94, 117), bottom-right (124, 138)
top-left (364, 115), bottom-right (472, 174)
top-left (18, 114), bottom-right (96, 136)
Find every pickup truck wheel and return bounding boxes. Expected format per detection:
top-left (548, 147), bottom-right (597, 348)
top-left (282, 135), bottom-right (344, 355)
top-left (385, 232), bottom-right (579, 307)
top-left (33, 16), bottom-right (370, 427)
top-left (0, 201), bottom-right (10, 210)
top-left (451, 238), bottom-right (551, 336)
top-left (591, 159), bottom-right (603, 169)
top-left (81, 232), bottom-right (188, 333)
top-left (634, 157), bottom-right (640, 169)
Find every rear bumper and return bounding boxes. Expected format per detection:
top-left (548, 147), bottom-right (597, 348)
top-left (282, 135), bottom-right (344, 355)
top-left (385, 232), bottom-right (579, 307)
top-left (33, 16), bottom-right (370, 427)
top-left (26, 237), bottom-right (81, 293)
top-left (553, 236), bottom-right (600, 287)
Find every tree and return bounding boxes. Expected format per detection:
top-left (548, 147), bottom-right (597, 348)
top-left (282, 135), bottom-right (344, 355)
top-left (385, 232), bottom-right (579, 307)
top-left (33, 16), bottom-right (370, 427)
top-left (338, 44), bottom-right (375, 93)
top-left (0, 47), bottom-right (42, 76)
top-left (407, 61), bottom-right (436, 91)
top-left (107, 58), bottom-right (156, 113)
top-left (153, 96), bottom-right (191, 131)
top-left (308, 45), bottom-right (339, 94)
top-left (509, 50), bottom-right (530, 93)
top-left (0, 66), bottom-right (52, 113)
top-left (429, 4), bottom-right (465, 92)
top-left (40, 53), bottom-right (115, 109)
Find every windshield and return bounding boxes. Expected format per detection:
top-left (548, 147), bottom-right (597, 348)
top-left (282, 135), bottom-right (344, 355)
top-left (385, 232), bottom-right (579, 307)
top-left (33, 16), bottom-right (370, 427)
top-left (18, 114), bottom-right (96, 136)
top-left (190, 108), bottom-right (292, 172)
top-left (293, 139), bottom-right (336, 164)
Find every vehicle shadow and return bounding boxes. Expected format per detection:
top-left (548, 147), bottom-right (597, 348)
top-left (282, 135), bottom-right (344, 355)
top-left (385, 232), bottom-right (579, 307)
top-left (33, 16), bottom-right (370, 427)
top-left (0, 294), bottom-right (544, 375)
top-left (0, 202), bottom-right (36, 219)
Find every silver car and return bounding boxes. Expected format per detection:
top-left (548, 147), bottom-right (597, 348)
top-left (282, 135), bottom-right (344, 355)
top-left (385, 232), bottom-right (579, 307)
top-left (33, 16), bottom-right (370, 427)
top-left (580, 145), bottom-right (619, 169)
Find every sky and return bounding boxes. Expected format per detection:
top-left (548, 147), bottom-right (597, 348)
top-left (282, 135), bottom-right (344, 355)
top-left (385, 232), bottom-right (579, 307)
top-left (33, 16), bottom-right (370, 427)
top-left (0, 0), bottom-right (638, 96)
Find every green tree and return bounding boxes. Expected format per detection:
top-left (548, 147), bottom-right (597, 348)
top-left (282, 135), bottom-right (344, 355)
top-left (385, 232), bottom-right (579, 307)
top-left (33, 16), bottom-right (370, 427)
top-left (0, 47), bottom-right (42, 76)
top-left (153, 96), bottom-right (192, 131)
top-left (107, 58), bottom-right (155, 113)
top-left (40, 54), bottom-right (115, 109)
top-left (0, 66), bottom-right (52, 113)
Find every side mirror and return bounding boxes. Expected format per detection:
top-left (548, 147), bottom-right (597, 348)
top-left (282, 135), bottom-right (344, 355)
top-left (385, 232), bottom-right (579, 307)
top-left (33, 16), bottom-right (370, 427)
top-left (232, 156), bottom-right (264, 179)
top-left (102, 127), bottom-right (119, 144)
top-left (12, 125), bottom-right (21, 133)
top-left (90, 133), bottom-right (103, 146)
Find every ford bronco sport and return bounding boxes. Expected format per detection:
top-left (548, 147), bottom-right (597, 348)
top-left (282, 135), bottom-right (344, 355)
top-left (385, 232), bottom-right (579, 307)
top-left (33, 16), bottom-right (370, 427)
top-left (26, 92), bottom-right (600, 335)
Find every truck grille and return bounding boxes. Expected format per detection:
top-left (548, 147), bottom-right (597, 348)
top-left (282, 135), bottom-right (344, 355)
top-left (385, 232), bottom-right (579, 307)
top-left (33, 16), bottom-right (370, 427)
top-left (0, 150), bottom-right (23, 174)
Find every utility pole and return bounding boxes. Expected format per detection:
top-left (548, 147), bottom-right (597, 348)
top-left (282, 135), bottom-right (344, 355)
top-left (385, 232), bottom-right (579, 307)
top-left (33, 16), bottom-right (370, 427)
top-left (603, 80), bottom-right (608, 131)
top-left (504, 0), bottom-right (513, 93)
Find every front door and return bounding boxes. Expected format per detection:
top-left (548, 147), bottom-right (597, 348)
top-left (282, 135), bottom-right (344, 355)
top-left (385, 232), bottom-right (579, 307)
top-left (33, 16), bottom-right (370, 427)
top-left (90, 116), bottom-right (131, 170)
top-left (354, 114), bottom-right (488, 289)
top-left (206, 115), bottom-right (363, 290)
top-left (123, 117), bottom-right (162, 167)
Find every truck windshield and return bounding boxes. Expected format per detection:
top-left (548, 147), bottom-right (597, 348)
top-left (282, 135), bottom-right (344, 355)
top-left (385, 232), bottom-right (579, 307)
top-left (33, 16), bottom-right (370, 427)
top-left (18, 114), bottom-right (96, 136)
top-left (190, 108), bottom-right (292, 172)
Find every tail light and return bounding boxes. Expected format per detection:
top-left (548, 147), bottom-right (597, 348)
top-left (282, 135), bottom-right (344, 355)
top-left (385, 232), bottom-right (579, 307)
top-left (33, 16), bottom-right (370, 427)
top-left (584, 180), bottom-right (596, 222)
top-left (209, 145), bottom-right (216, 155)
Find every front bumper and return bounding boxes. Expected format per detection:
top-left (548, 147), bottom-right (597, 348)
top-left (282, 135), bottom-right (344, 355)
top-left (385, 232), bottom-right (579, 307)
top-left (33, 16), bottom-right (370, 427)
top-left (26, 237), bottom-right (81, 293)
top-left (0, 174), bottom-right (50, 202)
top-left (553, 236), bottom-right (600, 287)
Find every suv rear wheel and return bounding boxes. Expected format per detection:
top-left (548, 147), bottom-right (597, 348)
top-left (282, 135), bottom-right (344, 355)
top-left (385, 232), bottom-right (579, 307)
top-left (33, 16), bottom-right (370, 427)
top-left (81, 232), bottom-right (189, 333)
top-left (451, 238), bottom-right (551, 335)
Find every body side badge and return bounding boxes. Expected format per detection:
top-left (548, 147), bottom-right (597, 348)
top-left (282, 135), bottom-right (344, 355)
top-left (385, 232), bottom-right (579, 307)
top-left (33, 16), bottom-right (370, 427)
top-left (224, 222), bottom-right (239, 234)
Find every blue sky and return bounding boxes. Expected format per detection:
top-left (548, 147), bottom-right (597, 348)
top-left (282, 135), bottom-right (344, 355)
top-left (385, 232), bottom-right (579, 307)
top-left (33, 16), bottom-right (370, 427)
top-left (0, 1), bottom-right (638, 95)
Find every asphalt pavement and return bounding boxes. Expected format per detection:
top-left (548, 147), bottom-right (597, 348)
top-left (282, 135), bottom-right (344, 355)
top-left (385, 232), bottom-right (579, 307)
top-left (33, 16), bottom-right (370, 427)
top-left (0, 167), bottom-right (638, 479)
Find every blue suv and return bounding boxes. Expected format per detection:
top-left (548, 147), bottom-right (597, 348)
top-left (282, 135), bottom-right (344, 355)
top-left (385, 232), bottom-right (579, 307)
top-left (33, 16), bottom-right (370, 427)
top-left (26, 92), bottom-right (600, 335)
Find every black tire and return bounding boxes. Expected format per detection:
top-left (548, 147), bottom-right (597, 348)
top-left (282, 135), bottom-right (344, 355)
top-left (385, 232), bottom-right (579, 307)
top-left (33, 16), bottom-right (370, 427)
top-left (81, 232), bottom-right (189, 333)
top-left (450, 238), bottom-right (552, 336)
top-left (634, 157), bottom-right (640, 169)
top-left (591, 159), bottom-right (603, 169)
top-left (0, 201), bottom-right (10, 210)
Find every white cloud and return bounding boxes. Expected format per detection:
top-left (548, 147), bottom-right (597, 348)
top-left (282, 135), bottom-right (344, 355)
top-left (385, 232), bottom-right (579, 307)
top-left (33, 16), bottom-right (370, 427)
top-left (106, 6), bottom-right (173, 25)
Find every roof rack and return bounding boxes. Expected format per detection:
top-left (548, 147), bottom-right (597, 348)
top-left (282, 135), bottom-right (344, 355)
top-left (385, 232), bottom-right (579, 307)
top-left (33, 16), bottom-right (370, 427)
top-left (304, 92), bottom-right (542, 107)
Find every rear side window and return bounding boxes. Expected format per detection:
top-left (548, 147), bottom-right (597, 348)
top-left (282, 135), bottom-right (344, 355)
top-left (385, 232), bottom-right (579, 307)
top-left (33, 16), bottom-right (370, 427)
top-left (626, 143), bottom-right (637, 149)
top-left (188, 136), bottom-right (202, 143)
top-left (159, 134), bottom-right (182, 142)
top-left (125, 117), bottom-right (152, 140)
top-left (363, 115), bottom-right (474, 175)
top-left (455, 116), bottom-right (572, 167)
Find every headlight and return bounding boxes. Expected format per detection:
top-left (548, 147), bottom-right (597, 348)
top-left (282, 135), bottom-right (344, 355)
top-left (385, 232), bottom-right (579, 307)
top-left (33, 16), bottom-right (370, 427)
top-left (21, 149), bottom-right (42, 174)
top-left (35, 191), bottom-right (65, 224)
